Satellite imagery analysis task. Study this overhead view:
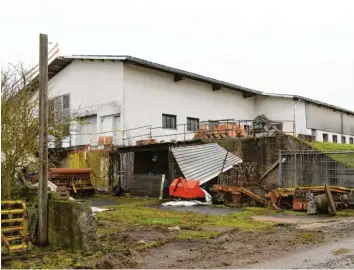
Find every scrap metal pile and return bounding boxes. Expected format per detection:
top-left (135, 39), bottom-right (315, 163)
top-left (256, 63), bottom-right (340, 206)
top-left (265, 185), bottom-right (353, 214)
top-left (211, 184), bottom-right (266, 207)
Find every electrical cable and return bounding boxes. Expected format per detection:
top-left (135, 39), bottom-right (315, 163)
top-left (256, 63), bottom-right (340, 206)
top-left (85, 158), bottom-right (109, 179)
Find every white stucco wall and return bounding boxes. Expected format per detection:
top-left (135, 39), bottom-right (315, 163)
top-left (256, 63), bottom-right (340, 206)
top-left (48, 60), bottom-right (124, 146)
top-left (258, 97), bottom-right (310, 136)
top-left (47, 60), bottom-right (353, 146)
top-left (122, 64), bottom-right (258, 143)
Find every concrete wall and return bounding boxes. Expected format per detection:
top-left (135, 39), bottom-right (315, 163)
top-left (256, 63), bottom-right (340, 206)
top-left (48, 60), bottom-right (124, 147)
top-left (216, 135), bottom-right (354, 189)
top-left (123, 64), bottom-right (258, 144)
top-left (306, 103), bottom-right (354, 141)
top-left (47, 60), bottom-right (354, 147)
top-left (257, 97), bottom-right (310, 136)
top-left (48, 200), bottom-right (97, 251)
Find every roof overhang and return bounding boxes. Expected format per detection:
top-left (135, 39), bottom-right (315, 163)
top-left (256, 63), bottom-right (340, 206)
top-left (25, 54), bottom-right (353, 116)
top-left (52, 55), bottom-right (262, 97)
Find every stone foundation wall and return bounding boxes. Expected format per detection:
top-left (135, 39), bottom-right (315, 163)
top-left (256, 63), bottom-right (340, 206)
top-left (48, 200), bottom-right (98, 252)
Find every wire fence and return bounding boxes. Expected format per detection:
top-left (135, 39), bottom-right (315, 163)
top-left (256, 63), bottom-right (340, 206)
top-left (279, 150), bottom-right (354, 188)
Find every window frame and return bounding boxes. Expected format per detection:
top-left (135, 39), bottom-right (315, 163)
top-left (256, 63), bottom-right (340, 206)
top-left (187, 117), bottom-right (200, 131)
top-left (341, 136), bottom-right (346, 144)
top-left (332, 135), bottom-right (338, 143)
top-left (322, 133), bottom-right (328, 142)
top-left (51, 94), bottom-right (70, 120)
top-left (162, 114), bottom-right (177, 129)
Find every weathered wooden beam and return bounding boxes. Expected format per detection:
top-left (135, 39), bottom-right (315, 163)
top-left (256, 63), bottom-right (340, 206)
top-left (38, 33), bottom-right (49, 245)
top-left (212, 84), bottom-right (222, 91)
top-left (174, 74), bottom-right (184, 82)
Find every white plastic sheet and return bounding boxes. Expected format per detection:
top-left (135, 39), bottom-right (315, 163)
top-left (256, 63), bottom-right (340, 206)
top-left (91, 206), bottom-right (109, 215)
top-left (162, 188), bottom-right (212, 207)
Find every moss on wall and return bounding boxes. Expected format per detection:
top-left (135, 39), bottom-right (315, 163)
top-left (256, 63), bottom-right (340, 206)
top-left (48, 200), bottom-right (98, 252)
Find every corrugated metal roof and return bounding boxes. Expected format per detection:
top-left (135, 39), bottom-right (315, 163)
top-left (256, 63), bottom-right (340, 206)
top-left (171, 143), bottom-right (242, 185)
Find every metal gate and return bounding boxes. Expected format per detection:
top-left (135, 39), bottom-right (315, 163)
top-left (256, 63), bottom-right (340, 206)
top-left (1, 200), bottom-right (29, 254)
top-left (279, 150), bottom-right (354, 188)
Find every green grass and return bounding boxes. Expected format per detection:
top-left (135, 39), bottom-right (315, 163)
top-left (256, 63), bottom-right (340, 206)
top-left (97, 226), bottom-right (122, 237)
top-left (4, 248), bottom-right (101, 269)
top-left (176, 230), bottom-right (221, 240)
top-left (282, 210), bottom-right (307, 216)
top-left (335, 209), bottom-right (354, 217)
top-left (309, 142), bottom-right (354, 168)
top-left (95, 197), bottom-right (275, 231)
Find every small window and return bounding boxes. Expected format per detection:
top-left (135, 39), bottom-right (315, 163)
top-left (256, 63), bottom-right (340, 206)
top-left (342, 136), bottom-right (346, 144)
top-left (63, 94), bottom-right (70, 109)
top-left (162, 114), bottom-right (176, 129)
top-left (187, 117), bottom-right (199, 131)
top-left (332, 135), bottom-right (337, 143)
top-left (322, 133), bottom-right (328, 142)
top-left (52, 94), bottom-right (70, 119)
top-left (350, 137), bottom-right (354, 144)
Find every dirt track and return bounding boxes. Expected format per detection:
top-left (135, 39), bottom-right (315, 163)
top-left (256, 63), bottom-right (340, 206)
top-left (249, 236), bottom-right (354, 269)
top-left (132, 217), bottom-right (354, 269)
top-left (90, 197), bottom-right (354, 269)
top-left (4, 196), bottom-right (354, 269)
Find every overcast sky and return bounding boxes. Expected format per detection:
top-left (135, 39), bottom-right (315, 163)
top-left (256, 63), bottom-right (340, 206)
top-left (1, 0), bottom-right (353, 110)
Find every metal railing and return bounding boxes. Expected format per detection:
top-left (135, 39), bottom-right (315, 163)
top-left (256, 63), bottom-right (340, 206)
top-left (122, 119), bottom-right (295, 145)
top-left (56, 118), bottom-right (294, 148)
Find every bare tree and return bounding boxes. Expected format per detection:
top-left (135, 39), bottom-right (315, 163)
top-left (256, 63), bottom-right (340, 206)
top-left (1, 63), bottom-right (72, 199)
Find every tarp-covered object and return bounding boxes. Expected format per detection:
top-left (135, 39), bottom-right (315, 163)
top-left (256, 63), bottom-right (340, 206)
top-left (171, 143), bottom-right (242, 185)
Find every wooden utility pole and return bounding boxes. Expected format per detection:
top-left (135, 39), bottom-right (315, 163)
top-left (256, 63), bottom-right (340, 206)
top-left (38, 33), bottom-right (49, 245)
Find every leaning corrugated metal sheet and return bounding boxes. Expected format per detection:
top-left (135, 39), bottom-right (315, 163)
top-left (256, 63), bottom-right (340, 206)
top-left (171, 143), bottom-right (242, 185)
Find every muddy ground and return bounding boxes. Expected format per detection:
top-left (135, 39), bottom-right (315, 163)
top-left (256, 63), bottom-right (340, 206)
top-left (3, 195), bottom-right (354, 269)
top-left (93, 197), bottom-right (354, 269)
top-left (102, 216), bottom-right (354, 269)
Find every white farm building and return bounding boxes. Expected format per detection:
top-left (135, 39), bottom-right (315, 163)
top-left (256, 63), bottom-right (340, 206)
top-left (31, 55), bottom-right (354, 148)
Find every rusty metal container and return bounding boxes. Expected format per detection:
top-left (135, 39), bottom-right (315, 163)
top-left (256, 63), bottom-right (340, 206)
top-left (315, 194), bottom-right (329, 213)
top-left (49, 168), bottom-right (94, 196)
top-left (293, 198), bottom-right (308, 211)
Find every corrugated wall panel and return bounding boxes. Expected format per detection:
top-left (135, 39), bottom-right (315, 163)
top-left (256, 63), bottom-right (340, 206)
top-left (306, 103), bottom-right (342, 133)
top-left (68, 151), bottom-right (110, 191)
top-left (343, 114), bottom-right (354, 136)
top-left (171, 143), bottom-right (242, 185)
